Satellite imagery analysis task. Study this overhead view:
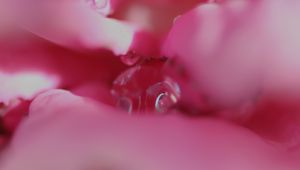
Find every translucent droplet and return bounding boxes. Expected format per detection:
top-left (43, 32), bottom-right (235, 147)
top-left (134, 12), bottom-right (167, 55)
top-left (155, 92), bottom-right (176, 113)
top-left (113, 65), bottom-right (141, 86)
top-left (146, 79), bottom-right (181, 113)
top-left (111, 59), bottom-right (181, 114)
top-left (116, 97), bottom-right (133, 113)
top-left (111, 65), bottom-right (143, 113)
top-left (163, 58), bottom-right (209, 116)
top-left (120, 51), bottom-right (141, 66)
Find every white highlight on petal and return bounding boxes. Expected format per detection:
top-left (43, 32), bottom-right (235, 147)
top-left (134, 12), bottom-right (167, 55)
top-left (0, 71), bottom-right (59, 104)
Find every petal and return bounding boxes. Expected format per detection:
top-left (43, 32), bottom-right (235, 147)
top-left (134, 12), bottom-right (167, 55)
top-left (11, 0), bottom-right (136, 55)
top-left (0, 90), bottom-right (294, 170)
top-left (0, 32), bottom-right (126, 103)
top-left (163, 0), bottom-right (300, 107)
top-left (164, 0), bottom-right (300, 148)
top-left (111, 0), bottom-right (204, 34)
top-left (163, 1), bottom-right (254, 108)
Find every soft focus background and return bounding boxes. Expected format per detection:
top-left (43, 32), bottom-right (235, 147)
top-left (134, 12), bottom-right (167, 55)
top-left (0, 0), bottom-right (300, 170)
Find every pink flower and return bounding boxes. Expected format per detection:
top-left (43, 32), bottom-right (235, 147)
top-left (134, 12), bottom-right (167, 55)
top-left (0, 0), bottom-right (300, 169)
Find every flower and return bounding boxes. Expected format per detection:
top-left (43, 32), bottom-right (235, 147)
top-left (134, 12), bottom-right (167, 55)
top-left (0, 0), bottom-right (300, 169)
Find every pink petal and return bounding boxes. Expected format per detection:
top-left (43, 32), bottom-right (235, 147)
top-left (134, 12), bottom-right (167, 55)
top-left (0, 90), bottom-right (296, 170)
top-left (0, 32), bottom-right (126, 103)
top-left (111, 0), bottom-right (204, 34)
top-left (163, 0), bottom-right (300, 107)
top-left (10, 0), bottom-right (136, 55)
top-left (163, 0), bottom-right (300, 148)
top-left (163, 1), bottom-right (254, 108)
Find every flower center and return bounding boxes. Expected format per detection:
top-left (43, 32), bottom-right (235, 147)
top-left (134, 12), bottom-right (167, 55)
top-left (111, 58), bottom-right (181, 114)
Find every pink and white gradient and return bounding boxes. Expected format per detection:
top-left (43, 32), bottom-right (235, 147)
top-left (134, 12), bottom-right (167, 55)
top-left (0, 0), bottom-right (300, 170)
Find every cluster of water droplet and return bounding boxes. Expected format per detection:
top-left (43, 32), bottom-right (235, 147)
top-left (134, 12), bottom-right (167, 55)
top-left (111, 54), bottom-right (181, 114)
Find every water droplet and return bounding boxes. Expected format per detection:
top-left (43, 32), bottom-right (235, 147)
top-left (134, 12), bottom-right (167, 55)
top-left (111, 59), bottom-right (181, 114)
top-left (155, 92), bottom-right (176, 113)
top-left (120, 51), bottom-right (141, 66)
top-left (113, 65), bottom-right (141, 86)
top-left (116, 97), bottom-right (133, 113)
top-left (146, 79), bottom-right (181, 113)
top-left (111, 65), bottom-right (143, 113)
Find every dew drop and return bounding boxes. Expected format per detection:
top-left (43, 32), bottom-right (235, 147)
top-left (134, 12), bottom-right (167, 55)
top-left (111, 59), bottom-right (181, 114)
top-left (146, 79), bottom-right (181, 113)
top-left (113, 65), bottom-right (141, 86)
top-left (120, 51), bottom-right (141, 66)
top-left (155, 92), bottom-right (176, 113)
top-left (111, 65), bottom-right (144, 114)
top-left (116, 97), bottom-right (133, 113)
